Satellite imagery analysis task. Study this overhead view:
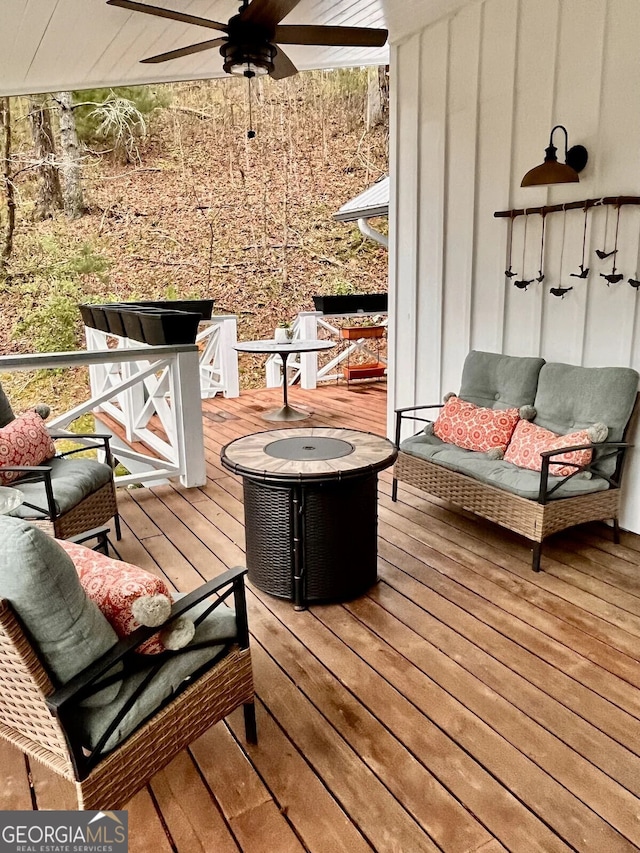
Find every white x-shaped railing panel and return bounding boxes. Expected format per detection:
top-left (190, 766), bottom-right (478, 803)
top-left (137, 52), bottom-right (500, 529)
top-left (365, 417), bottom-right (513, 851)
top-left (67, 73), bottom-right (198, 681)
top-left (1, 345), bottom-right (206, 488)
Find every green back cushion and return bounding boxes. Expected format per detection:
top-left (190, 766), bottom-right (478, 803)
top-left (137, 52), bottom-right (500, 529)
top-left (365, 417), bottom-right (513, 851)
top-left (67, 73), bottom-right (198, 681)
top-left (459, 350), bottom-right (545, 410)
top-left (0, 382), bottom-right (15, 428)
top-left (0, 517), bottom-right (117, 685)
top-left (533, 363), bottom-right (639, 441)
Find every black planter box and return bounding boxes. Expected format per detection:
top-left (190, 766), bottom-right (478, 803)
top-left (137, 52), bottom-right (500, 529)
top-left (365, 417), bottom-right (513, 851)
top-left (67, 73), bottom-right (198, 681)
top-left (102, 305), bottom-right (129, 337)
top-left (134, 299), bottom-right (214, 320)
top-left (118, 307), bottom-right (163, 344)
top-left (312, 293), bottom-right (388, 315)
top-left (139, 310), bottom-right (201, 346)
top-left (79, 300), bottom-right (211, 345)
top-left (89, 305), bottom-right (111, 333)
top-left (79, 304), bottom-right (95, 328)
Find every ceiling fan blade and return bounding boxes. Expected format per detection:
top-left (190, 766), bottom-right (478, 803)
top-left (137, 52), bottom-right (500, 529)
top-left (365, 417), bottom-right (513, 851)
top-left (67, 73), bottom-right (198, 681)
top-left (270, 45), bottom-right (298, 79)
top-left (241, 0), bottom-right (302, 28)
top-left (106, 0), bottom-right (227, 32)
top-left (275, 24), bottom-right (388, 47)
top-left (141, 37), bottom-right (226, 63)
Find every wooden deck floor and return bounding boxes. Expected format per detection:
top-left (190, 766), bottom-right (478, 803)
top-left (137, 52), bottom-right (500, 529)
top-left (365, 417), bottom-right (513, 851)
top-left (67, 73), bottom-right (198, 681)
top-left (5, 381), bottom-right (640, 852)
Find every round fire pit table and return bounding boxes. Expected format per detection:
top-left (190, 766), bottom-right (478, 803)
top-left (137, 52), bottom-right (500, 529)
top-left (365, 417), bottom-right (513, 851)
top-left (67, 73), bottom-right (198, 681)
top-left (221, 427), bottom-right (397, 610)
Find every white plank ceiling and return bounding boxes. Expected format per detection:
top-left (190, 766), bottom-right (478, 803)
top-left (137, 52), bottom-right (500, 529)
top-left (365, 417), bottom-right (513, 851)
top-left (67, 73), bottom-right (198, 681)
top-left (0, 0), bottom-right (478, 96)
top-left (0, 0), bottom-right (390, 96)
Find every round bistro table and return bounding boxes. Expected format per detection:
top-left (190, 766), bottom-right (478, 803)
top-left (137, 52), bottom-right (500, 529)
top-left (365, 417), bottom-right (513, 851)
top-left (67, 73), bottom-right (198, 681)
top-left (234, 339), bottom-right (335, 421)
top-left (221, 427), bottom-right (397, 609)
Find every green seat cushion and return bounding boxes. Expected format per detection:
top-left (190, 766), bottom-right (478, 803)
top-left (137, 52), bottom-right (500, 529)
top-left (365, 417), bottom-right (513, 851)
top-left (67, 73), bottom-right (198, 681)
top-left (10, 456), bottom-right (113, 519)
top-left (0, 518), bottom-right (117, 687)
top-left (400, 434), bottom-right (608, 500)
top-left (72, 598), bottom-right (239, 753)
top-left (459, 350), bottom-right (545, 410)
top-left (456, 454), bottom-right (609, 500)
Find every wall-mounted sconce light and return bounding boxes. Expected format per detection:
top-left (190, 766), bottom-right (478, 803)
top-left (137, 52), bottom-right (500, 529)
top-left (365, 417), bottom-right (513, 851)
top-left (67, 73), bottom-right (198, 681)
top-left (521, 125), bottom-right (588, 187)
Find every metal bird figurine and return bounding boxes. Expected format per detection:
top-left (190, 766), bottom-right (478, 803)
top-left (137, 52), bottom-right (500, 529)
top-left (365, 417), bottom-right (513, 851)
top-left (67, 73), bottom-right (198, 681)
top-left (536, 213), bottom-right (547, 283)
top-left (514, 279), bottom-right (533, 290)
top-left (600, 272), bottom-right (624, 285)
top-left (596, 204), bottom-right (619, 260)
top-left (570, 264), bottom-right (589, 279)
top-left (505, 214), bottom-right (517, 279)
top-left (597, 204), bottom-right (623, 279)
top-left (628, 278), bottom-right (640, 289)
top-left (571, 205), bottom-right (590, 279)
top-left (550, 286), bottom-right (573, 298)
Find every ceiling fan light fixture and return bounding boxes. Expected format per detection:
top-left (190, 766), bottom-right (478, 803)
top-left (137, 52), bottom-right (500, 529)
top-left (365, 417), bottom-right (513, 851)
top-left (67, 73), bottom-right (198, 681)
top-left (220, 41), bottom-right (275, 77)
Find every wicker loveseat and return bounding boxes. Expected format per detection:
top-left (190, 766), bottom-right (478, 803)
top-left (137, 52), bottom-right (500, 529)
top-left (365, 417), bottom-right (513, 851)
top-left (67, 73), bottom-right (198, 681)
top-left (393, 350), bottom-right (639, 571)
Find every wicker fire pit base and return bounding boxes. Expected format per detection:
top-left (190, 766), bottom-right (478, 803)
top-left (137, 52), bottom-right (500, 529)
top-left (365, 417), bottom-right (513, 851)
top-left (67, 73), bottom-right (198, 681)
top-left (221, 428), bottom-right (397, 609)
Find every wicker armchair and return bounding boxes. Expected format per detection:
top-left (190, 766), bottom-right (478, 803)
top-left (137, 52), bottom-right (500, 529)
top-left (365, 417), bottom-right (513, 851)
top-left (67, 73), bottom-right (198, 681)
top-left (0, 520), bottom-right (256, 811)
top-left (0, 380), bottom-right (120, 540)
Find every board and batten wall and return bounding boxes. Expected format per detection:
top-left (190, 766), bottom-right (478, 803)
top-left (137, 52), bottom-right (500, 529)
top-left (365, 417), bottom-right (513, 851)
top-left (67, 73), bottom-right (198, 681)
top-left (388, 0), bottom-right (640, 533)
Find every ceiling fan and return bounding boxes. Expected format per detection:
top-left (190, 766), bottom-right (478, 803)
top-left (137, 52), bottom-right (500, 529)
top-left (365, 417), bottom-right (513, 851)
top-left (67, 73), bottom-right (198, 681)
top-left (106, 0), bottom-right (388, 80)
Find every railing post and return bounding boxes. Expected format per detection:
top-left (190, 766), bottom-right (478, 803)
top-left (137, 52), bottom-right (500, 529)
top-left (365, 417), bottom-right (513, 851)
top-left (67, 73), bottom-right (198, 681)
top-left (168, 348), bottom-right (206, 488)
top-left (85, 327), bottom-right (107, 410)
top-left (217, 315), bottom-right (240, 399)
top-left (297, 312), bottom-right (320, 389)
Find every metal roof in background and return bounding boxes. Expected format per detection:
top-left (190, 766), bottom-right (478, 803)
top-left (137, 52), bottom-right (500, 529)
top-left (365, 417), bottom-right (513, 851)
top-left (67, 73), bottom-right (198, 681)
top-left (334, 175), bottom-right (389, 222)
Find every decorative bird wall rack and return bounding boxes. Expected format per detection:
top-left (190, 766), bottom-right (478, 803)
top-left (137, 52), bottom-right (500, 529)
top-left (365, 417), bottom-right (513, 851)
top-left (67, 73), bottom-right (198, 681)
top-left (495, 196), bottom-right (640, 296)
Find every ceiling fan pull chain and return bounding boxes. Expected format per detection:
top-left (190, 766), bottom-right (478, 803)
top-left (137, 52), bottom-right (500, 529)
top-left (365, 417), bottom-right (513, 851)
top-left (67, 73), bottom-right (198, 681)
top-left (247, 75), bottom-right (256, 139)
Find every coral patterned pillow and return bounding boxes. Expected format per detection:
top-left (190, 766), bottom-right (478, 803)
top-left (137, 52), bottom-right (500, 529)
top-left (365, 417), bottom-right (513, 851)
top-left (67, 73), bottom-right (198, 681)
top-left (0, 410), bottom-right (56, 485)
top-left (433, 396), bottom-right (520, 453)
top-left (58, 541), bottom-right (194, 655)
top-left (504, 421), bottom-right (592, 477)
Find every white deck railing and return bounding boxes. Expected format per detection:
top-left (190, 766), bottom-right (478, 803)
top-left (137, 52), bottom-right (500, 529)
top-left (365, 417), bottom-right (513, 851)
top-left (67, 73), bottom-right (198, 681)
top-left (266, 311), bottom-right (388, 389)
top-left (85, 315), bottom-right (240, 400)
top-left (0, 346), bottom-right (206, 488)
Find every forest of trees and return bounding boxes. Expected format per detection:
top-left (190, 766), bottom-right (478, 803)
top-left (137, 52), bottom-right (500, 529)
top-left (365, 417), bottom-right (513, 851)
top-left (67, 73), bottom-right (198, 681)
top-left (0, 68), bottom-right (388, 410)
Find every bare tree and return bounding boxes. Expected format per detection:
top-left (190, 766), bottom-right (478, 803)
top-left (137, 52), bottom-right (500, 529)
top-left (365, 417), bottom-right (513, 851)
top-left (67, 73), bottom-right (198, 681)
top-left (366, 65), bottom-right (389, 131)
top-left (90, 96), bottom-right (147, 164)
top-left (28, 95), bottom-right (63, 219)
top-left (55, 91), bottom-right (85, 218)
top-left (0, 98), bottom-right (15, 271)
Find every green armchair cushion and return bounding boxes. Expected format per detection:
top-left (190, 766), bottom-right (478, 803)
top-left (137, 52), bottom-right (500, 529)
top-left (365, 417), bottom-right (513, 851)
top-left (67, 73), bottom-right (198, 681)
top-left (72, 597), bottom-right (238, 753)
top-left (0, 383), bottom-right (14, 428)
top-left (0, 518), bottom-right (117, 687)
top-left (10, 456), bottom-right (113, 519)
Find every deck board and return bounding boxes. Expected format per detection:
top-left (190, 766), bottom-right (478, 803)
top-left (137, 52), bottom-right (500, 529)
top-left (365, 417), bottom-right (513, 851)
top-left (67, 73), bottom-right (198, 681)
top-left (9, 381), bottom-right (640, 852)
